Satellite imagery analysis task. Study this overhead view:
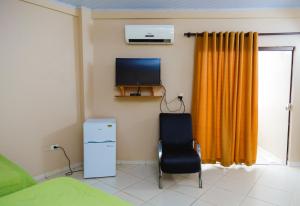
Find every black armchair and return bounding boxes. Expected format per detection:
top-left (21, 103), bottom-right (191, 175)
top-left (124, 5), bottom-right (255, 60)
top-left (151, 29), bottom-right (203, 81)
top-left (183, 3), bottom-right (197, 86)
top-left (158, 113), bottom-right (202, 189)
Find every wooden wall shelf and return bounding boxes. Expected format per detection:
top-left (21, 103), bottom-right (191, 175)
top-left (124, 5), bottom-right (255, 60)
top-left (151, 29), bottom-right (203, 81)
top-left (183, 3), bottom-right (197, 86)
top-left (115, 85), bottom-right (163, 98)
top-left (115, 95), bottom-right (162, 98)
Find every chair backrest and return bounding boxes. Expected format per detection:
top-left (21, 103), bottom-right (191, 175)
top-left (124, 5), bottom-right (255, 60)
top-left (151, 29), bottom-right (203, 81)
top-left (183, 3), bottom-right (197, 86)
top-left (159, 113), bottom-right (193, 150)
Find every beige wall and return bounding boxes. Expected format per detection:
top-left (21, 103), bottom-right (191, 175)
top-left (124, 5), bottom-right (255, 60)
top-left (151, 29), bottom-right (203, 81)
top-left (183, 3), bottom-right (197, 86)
top-left (0, 0), bottom-right (82, 176)
top-left (91, 17), bottom-right (300, 163)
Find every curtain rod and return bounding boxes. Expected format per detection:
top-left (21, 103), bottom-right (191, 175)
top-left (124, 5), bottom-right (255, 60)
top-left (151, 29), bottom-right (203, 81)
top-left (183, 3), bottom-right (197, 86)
top-left (184, 32), bottom-right (300, 37)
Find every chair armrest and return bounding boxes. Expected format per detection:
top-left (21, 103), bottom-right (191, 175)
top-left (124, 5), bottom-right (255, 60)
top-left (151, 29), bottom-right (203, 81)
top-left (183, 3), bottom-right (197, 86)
top-left (158, 140), bottom-right (162, 162)
top-left (193, 139), bottom-right (201, 158)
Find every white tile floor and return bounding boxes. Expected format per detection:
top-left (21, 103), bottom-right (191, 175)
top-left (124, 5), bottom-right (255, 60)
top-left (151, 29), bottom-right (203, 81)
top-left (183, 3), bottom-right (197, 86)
top-left (47, 164), bottom-right (300, 206)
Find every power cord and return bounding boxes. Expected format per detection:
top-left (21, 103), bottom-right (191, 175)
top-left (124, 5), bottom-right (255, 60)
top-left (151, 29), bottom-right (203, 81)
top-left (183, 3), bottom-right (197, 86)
top-left (180, 97), bottom-right (185, 113)
top-left (160, 85), bottom-right (185, 113)
top-left (55, 146), bottom-right (83, 176)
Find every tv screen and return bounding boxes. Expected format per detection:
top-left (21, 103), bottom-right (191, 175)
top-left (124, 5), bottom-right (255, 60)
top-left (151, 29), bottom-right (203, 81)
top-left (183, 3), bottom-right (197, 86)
top-left (116, 58), bottom-right (161, 86)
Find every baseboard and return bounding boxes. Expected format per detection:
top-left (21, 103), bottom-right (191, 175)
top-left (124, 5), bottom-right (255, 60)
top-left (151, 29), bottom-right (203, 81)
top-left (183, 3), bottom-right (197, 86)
top-left (287, 162), bottom-right (300, 167)
top-left (117, 160), bottom-right (157, 165)
top-left (34, 161), bottom-right (157, 181)
top-left (34, 162), bottom-right (82, 181)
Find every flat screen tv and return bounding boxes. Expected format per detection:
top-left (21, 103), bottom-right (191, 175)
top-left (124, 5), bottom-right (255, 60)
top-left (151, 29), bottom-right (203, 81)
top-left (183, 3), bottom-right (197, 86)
top-left (116, 58), bottom-right (161, 86)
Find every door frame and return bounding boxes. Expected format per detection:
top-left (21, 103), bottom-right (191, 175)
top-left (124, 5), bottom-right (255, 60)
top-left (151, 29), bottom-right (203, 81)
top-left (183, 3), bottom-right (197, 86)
top-left (258, 46), bottom-right (295, 165)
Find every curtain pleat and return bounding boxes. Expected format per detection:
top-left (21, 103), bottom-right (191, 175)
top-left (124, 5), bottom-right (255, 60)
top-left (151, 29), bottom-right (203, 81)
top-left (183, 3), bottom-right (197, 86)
top-left (192, 32), bottom-right (258, 166)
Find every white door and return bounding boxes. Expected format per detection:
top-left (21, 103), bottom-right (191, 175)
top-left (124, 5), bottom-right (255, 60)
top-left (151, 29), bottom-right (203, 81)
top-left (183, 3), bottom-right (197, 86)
top-left (257, 48), bottom-right (293, 164)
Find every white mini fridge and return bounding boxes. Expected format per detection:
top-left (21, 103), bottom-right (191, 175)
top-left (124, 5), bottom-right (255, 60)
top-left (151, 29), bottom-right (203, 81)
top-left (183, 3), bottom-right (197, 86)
top-left (84, 118), bottom-right (116, 178)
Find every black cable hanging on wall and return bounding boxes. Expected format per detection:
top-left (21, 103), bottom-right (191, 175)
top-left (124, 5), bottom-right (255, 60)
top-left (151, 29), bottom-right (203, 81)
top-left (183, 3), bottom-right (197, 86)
top-left (54, 146), bottom-right (83, 176)
top-left (160, 85), bottom-right (185, 113)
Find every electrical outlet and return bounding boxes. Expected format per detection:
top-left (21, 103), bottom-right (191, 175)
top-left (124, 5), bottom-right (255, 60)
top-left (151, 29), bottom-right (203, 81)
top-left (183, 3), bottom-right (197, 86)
top-left (178, 93), bottom-right (184, 100)
top-left (50, 144), bottom-right (59, 151)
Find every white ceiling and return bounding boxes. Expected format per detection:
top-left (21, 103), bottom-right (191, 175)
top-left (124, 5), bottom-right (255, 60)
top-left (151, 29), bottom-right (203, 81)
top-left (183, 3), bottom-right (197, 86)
top-left (56, 0), bottom-right (300, 10)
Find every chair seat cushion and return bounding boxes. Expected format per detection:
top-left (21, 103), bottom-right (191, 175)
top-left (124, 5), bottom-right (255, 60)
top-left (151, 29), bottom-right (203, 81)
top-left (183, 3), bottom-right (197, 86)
top-left (161, 149), bottom-right (200, 174)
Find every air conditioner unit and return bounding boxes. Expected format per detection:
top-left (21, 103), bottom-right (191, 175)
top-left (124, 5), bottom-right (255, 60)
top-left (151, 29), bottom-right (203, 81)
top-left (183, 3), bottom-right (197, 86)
top-left (125, 25), bottom-right (174, 45)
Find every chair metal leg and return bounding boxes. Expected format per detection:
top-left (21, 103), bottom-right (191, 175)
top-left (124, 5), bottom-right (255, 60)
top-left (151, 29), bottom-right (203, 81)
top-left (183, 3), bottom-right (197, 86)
top-left (158, 167), bottom-right (163, 189)
top-left (199, 172), bottom-right (202, 188)
top-left (199, 163), bottom-right (202, 188)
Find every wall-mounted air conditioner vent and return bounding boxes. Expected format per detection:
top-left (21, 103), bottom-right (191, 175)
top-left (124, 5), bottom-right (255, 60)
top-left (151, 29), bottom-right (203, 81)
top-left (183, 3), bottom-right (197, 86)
top-left (125, 25), bottom-right (174, 45)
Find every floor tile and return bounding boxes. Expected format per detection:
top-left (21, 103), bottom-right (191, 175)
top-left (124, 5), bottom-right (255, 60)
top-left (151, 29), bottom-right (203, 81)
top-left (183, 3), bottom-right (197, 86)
top-left (46, 163), bottom-right (300, 206)
top-left (191, 199), bottom-right (216, 206)
top-left (169, 183), bottom-right (207, 198)
top-left (147, 190), bottom-right (196, 206)
top-left (174, 173), bottom-right (204, 188)
top-left (241, 197), bottom-right (275, 206)
top-left (101, 170), bottom-right (142, 189)
top-left (70, 171), bottom-right (102, 185)
top-left (46, 171), bottom-right (68, 180)
top-left (199, 187), bottom-right (245, 206)
top-left (124, 165), bottom-right (157, 179)
top-left (248, 184), bottom-right (292, 206)
top-left (256, 165), bottom-right (298, 192)
top-left (290, 191), bottom-right (300, 206)
top-left (69, 171), bottom-right (84, 179)
top-left (92, 181), bottom-right (119, 194)
top-left (117, 164), bottom-right (139, 173)
top-left (216, 175), bottom-right (255, 196)
top-left (140, 202), bottom-right (155, 206)
top-left (201, 166), bottom-right (228, 185)
top-left (144, 174), bottom-right (176, 189)
top-left (115, 191), bottom-right (144, 206)
top-left (80, 178), bottom-right (101, 185)
top-left (124, 180), bottom-right (162, 201)
top-left (224, 165), bottom-right (265, 182)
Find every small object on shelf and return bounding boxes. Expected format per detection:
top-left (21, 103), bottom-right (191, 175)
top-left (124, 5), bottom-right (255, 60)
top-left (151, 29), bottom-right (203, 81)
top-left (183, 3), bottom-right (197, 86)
top-left (130, 93), bottom-right (141, 96)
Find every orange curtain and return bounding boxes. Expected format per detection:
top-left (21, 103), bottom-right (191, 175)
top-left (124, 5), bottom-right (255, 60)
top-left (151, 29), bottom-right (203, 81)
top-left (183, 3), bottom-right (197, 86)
top-left (192, 32), bottom-right (258, 166)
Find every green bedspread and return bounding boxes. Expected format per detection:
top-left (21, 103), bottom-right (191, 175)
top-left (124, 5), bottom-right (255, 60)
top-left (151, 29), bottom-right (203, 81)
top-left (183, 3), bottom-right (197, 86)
top-left (0, 154), bottom-right (36, 197)
top-left (0, 177), bottom-right (132, 206)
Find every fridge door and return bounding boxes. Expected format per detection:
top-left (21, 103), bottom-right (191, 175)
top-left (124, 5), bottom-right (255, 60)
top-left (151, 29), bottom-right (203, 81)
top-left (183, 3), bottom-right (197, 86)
top-left (84, 142), bottom-right (116, 178)
top-left (84, 122), bottom-right (116, 143)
